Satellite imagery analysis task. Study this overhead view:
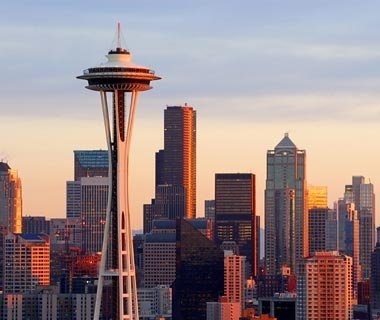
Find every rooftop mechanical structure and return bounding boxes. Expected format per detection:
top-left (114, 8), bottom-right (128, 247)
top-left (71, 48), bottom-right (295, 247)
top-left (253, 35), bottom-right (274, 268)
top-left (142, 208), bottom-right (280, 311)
top-left (77, 25), bottom-right (161, 320)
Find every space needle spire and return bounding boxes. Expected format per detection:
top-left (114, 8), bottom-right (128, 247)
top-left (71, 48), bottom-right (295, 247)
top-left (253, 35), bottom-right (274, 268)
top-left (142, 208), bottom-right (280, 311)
top-left (77, 24), bottom-right (161, 320)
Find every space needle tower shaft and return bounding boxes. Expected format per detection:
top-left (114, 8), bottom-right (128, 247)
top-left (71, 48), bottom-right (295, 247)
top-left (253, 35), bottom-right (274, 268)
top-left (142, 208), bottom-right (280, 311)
top-left (77, 24), bottom-right (161, 320)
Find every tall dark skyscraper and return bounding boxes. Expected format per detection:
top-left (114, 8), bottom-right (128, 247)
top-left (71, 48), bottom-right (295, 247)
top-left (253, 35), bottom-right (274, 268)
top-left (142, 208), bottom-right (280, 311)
top-left (308, 207), bottom-right (337, 256)
top-left (144, 105), bottom-right (196, 232)
top-left (172, 219), bottom-right (224, 320)
top-left (265, 134), bottom-right (307, 276)
top-left (161, 105), bottom-right (196, 219)
top-left (214, 173), bottom-right (257, 277)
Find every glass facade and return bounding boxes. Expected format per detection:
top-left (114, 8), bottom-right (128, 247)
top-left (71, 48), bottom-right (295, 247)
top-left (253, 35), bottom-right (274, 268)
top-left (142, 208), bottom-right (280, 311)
top-left (214, 173), bottom-right (257, 277)
top-left (172, 219), bottom-right (224, 320)
top-left (162, 105), bottom-right (196, 219)
top-left (265, 134), bottom-right (307, 276)
top-left (73, 150), bottom-right (108, 181)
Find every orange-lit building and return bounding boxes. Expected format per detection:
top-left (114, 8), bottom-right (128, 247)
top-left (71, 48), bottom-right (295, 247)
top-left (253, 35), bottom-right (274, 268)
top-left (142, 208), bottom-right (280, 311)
top-left (224, 251), bottom-right (246, 314)
top-left (143, 105), bottom-right (196, 233)
top-left (0, 162), bottom-right (22, 233)
top-left (307, 185), bottom-right (327, 209)
top-left (304, 251), bottom-right (353, 320)
top-left (162, 105), bottom-right (196, 219)
top-left (4, 233), bottom-right (50, 293)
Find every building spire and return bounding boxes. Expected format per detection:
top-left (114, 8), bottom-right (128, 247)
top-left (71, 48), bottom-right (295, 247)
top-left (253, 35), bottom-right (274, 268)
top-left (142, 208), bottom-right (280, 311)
top-left (275, 133), bottom-right (296, 149)
top-left (117, 22), bottom-right (121, 49)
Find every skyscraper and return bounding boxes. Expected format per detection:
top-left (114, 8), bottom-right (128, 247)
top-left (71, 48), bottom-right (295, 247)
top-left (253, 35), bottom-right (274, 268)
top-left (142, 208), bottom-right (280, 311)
top-left (214, 173), bottom-right (257, 277)
top-left (160, 105), bottom-right (196, 219)
top-left (143, 185), bottom-right (186, 233)
top-left (337, 200), bottom-right (361, 296)
top-left (265, 133), bottom-right (307, 276)
top-left (67, 150), bottom-right (109, 219)
top-left (345, 176), bottom-right (375, 279)
top-left (67, 151), bottom-right (109, 254)
top-left (0, 161), bottom-right (22, 233)
top-left (172, 219), bottom-right (224, 320)
top-left (0, 162), bottom-right (23, 294)
top-left (303, 251), bottom-right (353, 320)
top-left (308, 207), bottom-right (337, 256)
top-left (80, 176), bottom-right (108, 254)
top-left (224, 251), bottom-right (246, 314)
top-left (144, 105), bottom-right (196, 231)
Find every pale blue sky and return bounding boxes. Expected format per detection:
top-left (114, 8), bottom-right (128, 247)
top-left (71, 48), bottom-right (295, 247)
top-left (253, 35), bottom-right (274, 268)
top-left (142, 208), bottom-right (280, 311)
top-left (1, 1), bottom-right (380, 228)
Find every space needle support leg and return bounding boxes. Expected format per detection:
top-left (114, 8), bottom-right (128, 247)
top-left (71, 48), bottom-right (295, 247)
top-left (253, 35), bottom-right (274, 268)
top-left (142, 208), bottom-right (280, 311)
top-left (93, 91), bottom-right (113, 320)
top-left (125, 91), bottom-right (139, 319)
top-left (113, 89), bottom-right (140, 320)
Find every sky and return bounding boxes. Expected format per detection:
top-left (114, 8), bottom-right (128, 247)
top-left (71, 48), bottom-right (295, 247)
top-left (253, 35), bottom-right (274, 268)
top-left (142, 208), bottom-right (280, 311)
top-left (1, 1), bottom-right (380, 230)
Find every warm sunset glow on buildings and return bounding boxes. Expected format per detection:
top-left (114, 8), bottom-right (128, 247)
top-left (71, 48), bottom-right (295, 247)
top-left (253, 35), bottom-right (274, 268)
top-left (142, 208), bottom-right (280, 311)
top-left (0, 162), bottom-right (22, 234)
top-left (307, 185), bottom-right (327, 209)
top-left (77, 24), bottom-right (161, 320)
top-left (4, 233), bottom-right (50, 292)
top-left (163, 105), bottom-right (196, 219)
top-left (303, 251), bottom-right (353, 320)
top-left (265, 134), bottom-right (307, 276)
top-left (1, 2), bottom-right (380, 319)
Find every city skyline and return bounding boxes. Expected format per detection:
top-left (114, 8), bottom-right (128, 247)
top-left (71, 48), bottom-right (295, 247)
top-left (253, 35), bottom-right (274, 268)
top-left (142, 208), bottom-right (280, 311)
top-left (1, 1), bottom-right (380, 230)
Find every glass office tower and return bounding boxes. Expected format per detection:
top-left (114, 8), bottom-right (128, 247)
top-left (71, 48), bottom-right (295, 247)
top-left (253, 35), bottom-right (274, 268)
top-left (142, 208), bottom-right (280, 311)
top-left (265, 134), bottom-right (307, 276)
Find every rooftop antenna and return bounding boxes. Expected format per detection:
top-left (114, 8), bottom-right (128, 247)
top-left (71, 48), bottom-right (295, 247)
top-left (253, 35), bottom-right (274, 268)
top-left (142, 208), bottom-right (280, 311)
top-left (117, 22), bottom-right (121, 49)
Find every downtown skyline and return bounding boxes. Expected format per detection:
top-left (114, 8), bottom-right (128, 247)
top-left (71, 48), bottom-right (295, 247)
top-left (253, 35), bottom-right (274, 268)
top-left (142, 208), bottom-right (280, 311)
top-left (1, 1), bottom-right (380, 230)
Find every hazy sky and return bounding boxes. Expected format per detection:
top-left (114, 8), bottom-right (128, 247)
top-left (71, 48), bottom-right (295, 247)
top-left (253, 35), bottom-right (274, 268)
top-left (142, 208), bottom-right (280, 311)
top-left (1, 1), bottom-right (380, 229)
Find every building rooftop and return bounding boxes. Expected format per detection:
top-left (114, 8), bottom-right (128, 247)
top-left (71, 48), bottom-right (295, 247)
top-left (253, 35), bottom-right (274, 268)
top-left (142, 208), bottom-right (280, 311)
top-left (0, 161), bottom-right (11, 172)
top-left (152, 219), bottom-right (176, 230)
top-left (145, 233), bottom-right (176, 243)
top-left (275, 133), bottom-right (296, 149)
top-left (74, 150), bottom-right (108, 168)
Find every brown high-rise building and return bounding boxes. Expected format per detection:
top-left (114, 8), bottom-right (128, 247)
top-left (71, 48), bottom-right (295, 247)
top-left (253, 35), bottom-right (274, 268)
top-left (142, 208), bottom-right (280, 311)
top-left (144, 105), bottom-right (196, 231)
top-left (162, 105), bottom-right (196, 219)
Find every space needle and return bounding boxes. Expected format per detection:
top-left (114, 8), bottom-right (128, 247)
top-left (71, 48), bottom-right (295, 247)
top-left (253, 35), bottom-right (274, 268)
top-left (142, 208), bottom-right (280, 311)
top-left (77, 24), bottom-right (161, 320)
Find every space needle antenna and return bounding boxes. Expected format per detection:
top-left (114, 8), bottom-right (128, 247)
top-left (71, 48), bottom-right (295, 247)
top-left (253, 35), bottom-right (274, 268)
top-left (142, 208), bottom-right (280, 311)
top-left (117, 21), bottom-right (121, 48)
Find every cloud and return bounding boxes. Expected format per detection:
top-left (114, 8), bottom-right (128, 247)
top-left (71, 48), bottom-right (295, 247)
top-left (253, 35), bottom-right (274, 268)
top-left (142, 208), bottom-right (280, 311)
top-left (194, 93), bottom-right (380, 124)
